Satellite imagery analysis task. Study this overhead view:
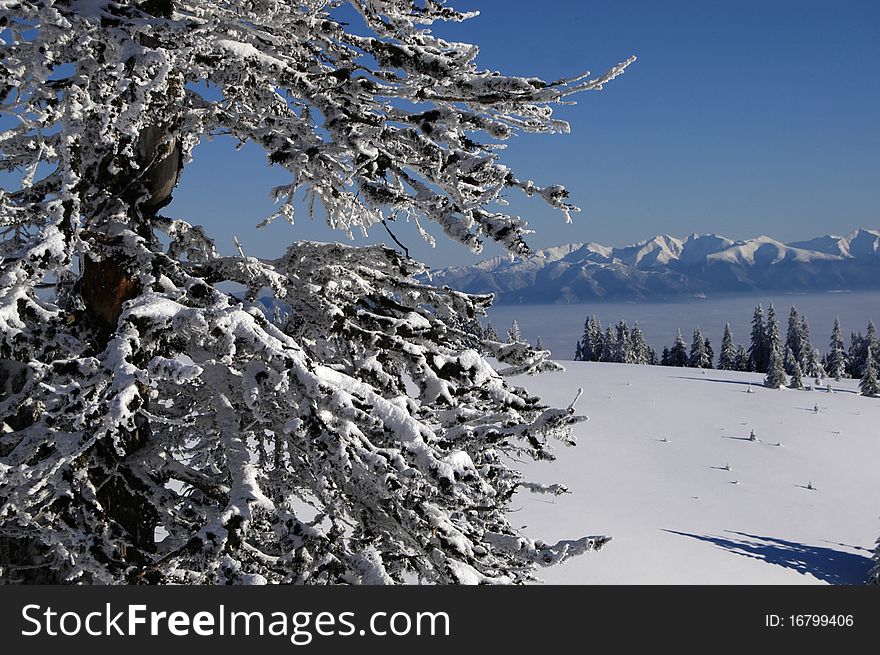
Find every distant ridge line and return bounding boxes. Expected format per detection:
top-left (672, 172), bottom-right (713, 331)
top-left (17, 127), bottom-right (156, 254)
top-left (425, 228), bottom-right (880, 304)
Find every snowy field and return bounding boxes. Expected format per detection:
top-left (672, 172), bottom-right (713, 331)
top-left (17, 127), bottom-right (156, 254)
top-left (512, 362), bottom-right (880, 584)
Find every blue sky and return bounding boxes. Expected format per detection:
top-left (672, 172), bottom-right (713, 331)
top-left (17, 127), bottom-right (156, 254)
top-left (167, 0), bottom-right (880, 267)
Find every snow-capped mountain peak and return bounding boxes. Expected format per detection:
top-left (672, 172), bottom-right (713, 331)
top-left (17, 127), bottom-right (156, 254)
top-left (427, 229), bottom-right (880, 303)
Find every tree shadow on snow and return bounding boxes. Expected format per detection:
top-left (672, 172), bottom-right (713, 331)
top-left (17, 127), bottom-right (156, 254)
top-left (669, 375), bottom-right (861, 395)
top-left (670, 375), bottom-right (756, 388)
top-left (663, 529), bottom-right (873, 584)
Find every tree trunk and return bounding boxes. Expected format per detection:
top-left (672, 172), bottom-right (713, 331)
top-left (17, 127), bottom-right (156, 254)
top-left (79, 123), bottom-right (182, 578)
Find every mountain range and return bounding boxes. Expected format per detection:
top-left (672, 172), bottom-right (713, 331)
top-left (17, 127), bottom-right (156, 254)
top-left (425, 229), bottom-right (880, 304)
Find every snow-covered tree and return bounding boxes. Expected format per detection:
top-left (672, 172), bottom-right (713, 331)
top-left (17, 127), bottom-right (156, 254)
top-left (668, 329), bottom-right (688, 367)
top-left (464, 317), bottom-right (484, 340)
top-left (850, 321), bottom-right (878, 379)
top-left (704, 339), bottom-right (714, 369)
top-left (764, 345), bottom-right (788, 389)
top-left (579, 316), bottom-right (603, 363)
top-left (602, 326), bottom-right (615, 363)
top-left (766, 303), bottom-right (782, 361)
top-left (534, 335), bottom-right (544, 351)
top-left (847, 331), bottom-right (863, 379)
top-left (507, 319), bottom-right (523, 344)
top-left (799, 313), bottom-right (814, 370)
top-left (734, 344), bottom-right (749, 372)
top-left (748, 304), bottom-right (767, 373)
top-left (783, 345), bottom-right (797, 375)
top-left (688, 328), bottom-right (710, 369)
top-left (485, 321), bottom-right (499, 342)
top-left (789, 361), bottom-right (804, 390)
top-left (804, 347), bottom-right (825, 379)
top-left (718, 323), bottom-right (736, 370)
top-left (826, 317), bottom-right (848, 381)
top-left (630, 322), bottom-right (650, 365)
top-left (785, 306), bottom-right (803, 368)
top-left (613, 320), bottom-right (632, 364)
top-left (860, 348), bottom-right (879, 397)
top-left (0, 0), bottom-right (634, 584)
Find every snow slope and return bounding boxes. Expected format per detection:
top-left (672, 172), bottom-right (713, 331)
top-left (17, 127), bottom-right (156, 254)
top-left (513, 362), bottom-right (879, 584)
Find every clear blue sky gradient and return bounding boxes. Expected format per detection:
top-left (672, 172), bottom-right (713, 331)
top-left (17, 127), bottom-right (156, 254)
top-left (165, 0), bottom-right (880, 267)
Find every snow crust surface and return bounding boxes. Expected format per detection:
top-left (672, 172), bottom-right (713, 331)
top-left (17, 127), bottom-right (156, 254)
top-left (514, 362), bottom-right (879, 584)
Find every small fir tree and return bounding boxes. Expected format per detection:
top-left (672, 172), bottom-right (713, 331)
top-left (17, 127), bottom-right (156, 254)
top-left (613, 320), bottom-right (633, 364)
top-left (789, 361), bottom-right (804, 390)
top-left (602, 326), bottom-right (616, 363)
top-left (669, 329), bottom-right (689, 367)
top-left (785, 306), bottom-right (803, 367)
top-left (507, 320), bottom-right (523, 344)
top-left (766, 304), bottom-right (782, 359)
top-left (718, 323), bottom-right (737, 370)
top-left (485, 322), bottom-right (500, 342)
top-left (799, 314), bottom-right (814, 369)
top-left (630, 323), bottom-right (650, 365)
top-left (748, 304), bottom-right (768, 372)
top-left (689, 328), bottom-right (711, 369)
top-left (764, 345), bottom-right (789, 389)
top-left (826, 317), bottom-right (848, 381)
top-left (734, 344), bottom-right (750, 371)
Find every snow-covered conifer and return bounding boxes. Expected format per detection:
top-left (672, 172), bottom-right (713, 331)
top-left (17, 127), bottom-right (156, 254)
top-left (785, 306), bottom-right (803, 367)
top-left (689, 328), bottom-right (711, 369)
top-left (804, 347), bottom-right (825, 379)
top-left (535, 335), bottom-right (544, 351)
top-left (630, 322), bottom-right (650, 365)
top-left (766, 304), bottom-right (782, 360)
top-left (799, 314), bottom-right (814, 369)
top-left (0, 0), bottom-right (633, 583)
top-left (789, 361), bottom-right (804, 390)
top-left (734, 344), bottom-right (749, 371)
top-left (485, 321), bottom-right (500, 342)
top-left (579, 317), bottom-right (591, 361)
top-left (764, 345), bottom-right (788, 389)
top-left (852, 321), bottom-right (878, 379)
top-left (848, 331), bottom-right (864, 378)
top-left (826, 317), bottom-right (848, 381)
top-left (669, 329), bottom-right (689, 367)
top-left (783, 345), bottom-right (797, 375)
top-left (718, 323), bottom-right (736, 370)
top-left (602, 326), bottom-right (616, 363)
top-left (748, 304), bottom-right (768, 372)
top-left (860, 348), bottom-right (880, 397)
top-left (613, 320), bottom-right (632, 364)
top-left (506, 319), bottom-right (523, 344)
top-left (580, 316), bottom-right (603, 362)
